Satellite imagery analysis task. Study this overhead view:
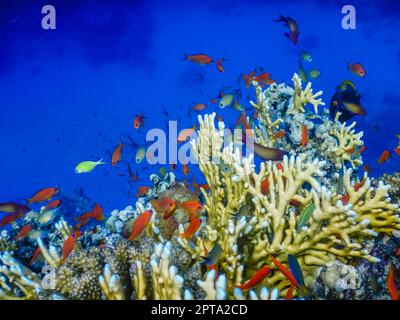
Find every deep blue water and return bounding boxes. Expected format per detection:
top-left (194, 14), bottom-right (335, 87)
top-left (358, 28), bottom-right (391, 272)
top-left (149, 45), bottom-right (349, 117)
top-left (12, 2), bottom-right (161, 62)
top-left (0, 0), bottom-right (399, 215)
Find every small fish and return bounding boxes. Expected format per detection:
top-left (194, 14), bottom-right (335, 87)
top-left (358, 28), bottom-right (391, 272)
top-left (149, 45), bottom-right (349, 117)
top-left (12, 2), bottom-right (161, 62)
top-left (341, 193), bottom-right (350, 205)
top-left (158, 166), bottom-right (167, 178)
top-left (253, 72), bottom-right (271, 83)
top-left (386, 264), bottom-right (399, 300)
top-left (44, 199), bottom-right (61, 211)
top-left (341, 101), bottom-right (367, 116)
top-left (111, 143), bottom-right (123, 166)
top-left (178, 128), bottom-right (195, 143)
top-left (276, 163), bottom-right (283, 171)
top-left (219, 93), bottom-right (235, 109)
top-left (236, 111), bottom-right (254, 137)
top-left (133, 113), bottom-right (144, 129)
top-left (273, 130), bottom-right (285, 139)
top-left (284, 284), bottom-right (295, 300)
top-left (236, 265), bottom-right (272, 291)
top-left (127, 163), bottom-right (139, 182)
top-left (260, 176), bottom-right (270, 195)
top-left (16, 224), bottom-right (32, 240)
top-left (75, 159), bottom-right (105, 174)
top-left (242, 70), bottom-right (256, 88)
top-left (298, 61), bottom-right (308, 82)
top-left (29, 247), bottom-right (42, 265)
top-left (183, 53), bottom-right (213, 65)
top-left (137, 186), bottom-right (150, 197)
top-left (296, 203), bottom-right (315, 233)
top-left (377, 150), bottom-right (390, 164)
top-left (150, 198), bottom-right (177, 219)
top-left (180, 200), bottom-right (204, 212)
top-left (253, 142), bottom-right (285, 161)
top-left (288, 254), bottom-right (305, 287)
top-left (62, 232), bottom-right (79, 261)
top-left (0, 202), bottom-right (30, 215)
top-left (191, 103), bottom-right (207, 112)
top-left (301, 124), bottom-right (308, 147)
top-left (129, 210), bottom-right (153, 241)
top-left (28, 229), bottom-right (49, 241)
top-left (202, 243), bottom-right (222, 266)
top-left (28, 187), bottom-right (59, 204)
top-left (180, 218), bottom-right (202, 239)
top-left (215, 58), bottom-right (225, 72)
top-left (308, 69), bottom-right (320, 79)
top-left (219, 161), bottom-right (232, 174)
top-left (347, 62), bottom-right (366, 77)
top-left (394, 147), bottom-right (400, 156)
top-left (269, 254), bottom-right (300, 288)
top-left (183, 164), bottom-right (190, 176)
top-left (135, 147), bottom-right (146, 164)
top-left (274, 15), bottom-right (299, 44)
top-left (336, 80), bottom-right (358, 93)
top-left (354, 178), bottom-right (366, 192)
top-left (38, 208), bottom-right (59, 225)
top-left (363, 165), bottom-right (372, 173)
top-left (232, 100), bottom-right (245, 112)
top-left (300, 51), bottom-right (312, 62)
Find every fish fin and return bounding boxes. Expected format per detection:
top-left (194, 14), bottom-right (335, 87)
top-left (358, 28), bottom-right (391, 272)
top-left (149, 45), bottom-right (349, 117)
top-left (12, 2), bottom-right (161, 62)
top-left (182, 53), bottom-right (189, 61)
top-left (97, 158), bottom-right (106, 165)
top-left (274, 15), bottom-right (286, 22)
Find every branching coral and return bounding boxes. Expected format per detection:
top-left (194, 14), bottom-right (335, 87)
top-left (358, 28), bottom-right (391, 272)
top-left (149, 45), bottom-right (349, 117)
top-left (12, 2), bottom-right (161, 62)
top-left (291, 73), bottom-right (325, 114)
top-left (190, 113), bottom-right (400, 296)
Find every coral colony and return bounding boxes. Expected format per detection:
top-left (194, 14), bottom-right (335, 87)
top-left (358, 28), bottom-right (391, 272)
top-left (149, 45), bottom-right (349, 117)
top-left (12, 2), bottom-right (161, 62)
top-left (0, 75), bottom-right (399, 300)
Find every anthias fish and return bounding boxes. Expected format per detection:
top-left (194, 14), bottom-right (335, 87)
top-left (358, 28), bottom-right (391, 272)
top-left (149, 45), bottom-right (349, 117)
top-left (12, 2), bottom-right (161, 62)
top-left (129, 210), bottom-right (153, 241)
top-left (111, 143), bottom-right (123, 166)
top-left (75, 159), bottom-right (105, 174)
top-left (180, 218), bottom-right (202, 239)
top-left (183, 53), bottom-right (213, 65)
top-left (236, 266), bottom-right (272, 291)
top-left (28, 187), bottom-right (59, 204)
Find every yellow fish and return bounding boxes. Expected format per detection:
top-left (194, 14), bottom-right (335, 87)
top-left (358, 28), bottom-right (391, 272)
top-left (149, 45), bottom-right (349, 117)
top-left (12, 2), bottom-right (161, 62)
top-left (75, 159), bottom-right (105, 174)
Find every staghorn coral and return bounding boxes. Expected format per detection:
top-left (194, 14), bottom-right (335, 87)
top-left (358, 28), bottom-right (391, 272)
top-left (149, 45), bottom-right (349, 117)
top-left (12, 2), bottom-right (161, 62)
top-left (290, 73), bottom-right (325, 114)
top-left (189, 112), bottom-right (399, 297)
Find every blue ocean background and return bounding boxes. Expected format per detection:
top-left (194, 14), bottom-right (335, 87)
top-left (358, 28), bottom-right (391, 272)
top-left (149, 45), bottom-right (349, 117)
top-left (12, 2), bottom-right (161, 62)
top-left (0, 0), bottom-right (399, 216)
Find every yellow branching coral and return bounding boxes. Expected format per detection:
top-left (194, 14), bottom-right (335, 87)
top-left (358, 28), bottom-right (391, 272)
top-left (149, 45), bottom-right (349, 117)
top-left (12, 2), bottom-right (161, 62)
top-left (99, 264), bottom-right (126, 300)
top-left (328, 113), bottom-right (364, 169)
top-left (190, 113), bottom-right (400, 296)
top-left (291, 73), bottom-right (325, 114)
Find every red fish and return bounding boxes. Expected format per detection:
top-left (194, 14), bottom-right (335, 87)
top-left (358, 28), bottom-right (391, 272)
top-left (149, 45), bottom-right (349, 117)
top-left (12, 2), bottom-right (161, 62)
top-left (191, 103), bottom-right (207, 111)
top-left (387, 264), bottom-right (399, 300)
top-left (183, 53), bottom-right (213, 65)
top-left (16, 225), bottom-right (32, 240)
top-left (150, 198), bottom-right (177, 219)
top-left (301, 124), bottom-right (308, 147)
top-left (354, 178), bottom-right (366, 192)
top-left (363, 165), bottom-right (371, 173)
top-left (273, 130), bottom-right (285, 139)
top-left (236, 265), bottom-right (272, 291)
top-left (137, 186), bottom-right (150, 197)
top-left (289, 199), bottom-right (302, 208)
top-left (260, 177), bottom-right (270, 195)
top-left (133, 113), bottom-right (144, 129)
top-left (129, 210), bottom-right (153, 241)
top-left (183, 164), bottom-right (190, 176)
top-left (111, 143), bottom-right (123, 166)
top-left (341, 193), bottom-right (350, 205)
top-left (0, 212), bottom-right (22, 227)
top-left (236, 111), bottom-right (254, 137)
top-left (284, 284), bottom-right (295, 300)
top-left (347, 62), bottom-right (366, 77)
top-left (180, 200), bottom-right (204, 214)
top-left (253, 72), bottom-right (271, 83)
top-left (76, 204), bottom-right (104, 222)
top-left (28, 187), bottom-right (59, 204)
top-left (44, 199), bottom-right (62, 211)
top-left (62, 232), bottom-right (80, 260)
top-left (215, 58), bottom-right (225, 72)
top-left (394, 147), bottom-right (400, 156)
top-left (180, 218), bottom-right (202, 239)
top-left (270, 255), bottom-right (300, 288)
top-left (127, 164), bottom-right (139, 182)
top-left (242, 70), bottom-right (256, 88)
top-left (29, 247), bottom-right (42, 265)
top-left (276, 163), bottom-right (283, 171)
top-left (377, 150), bottom-right (390, 164)
top-left (274, 15), bottom-right (299, 45)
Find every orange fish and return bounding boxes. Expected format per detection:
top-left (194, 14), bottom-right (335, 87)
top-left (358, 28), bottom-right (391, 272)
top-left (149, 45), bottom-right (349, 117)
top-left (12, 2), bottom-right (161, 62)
top-left (129, 210), bottom-right (153, 241)
top-left (260, 177), bottom-right (270, 195)
top-left (273, 130), bottom-right (285, 139)
top-left (347, 62), bottom-right (366, 77)
top-left (44, 199), bottom-right (62, 211)
top-left (377, 150), bottom-right (390, 164)
top-left (236, 265), bottom-right (272, 291)
top-left (341, 193), bottom-right (350, 205)
top-left (111, 143), bottom-right (123, 166)
top-left (386, 264), bottom-right (399, 300)
top-left (180, 200), bottom-right (204, 213)
top-left (0, 212), bottom-right (22, 227)
top-left (363, 165), bottom-right (371, 173)
top-left (216, 114), bottom-right (224, 122)
top-left (183, 53), bottom-right (213, 65)
top-left (284, 284), bottom-right (295, 300)
top-left (354, 178), bottom-right (366, 192)
top-left (210, 98), bottom-right (218, 104)
top-left (253, 72), bottom-right (271, 82)
top-left (394, 147), bottom-right (400, 156)
top-left (346, 146), bottom-right (355, 154)
top-left (16, 224), bottom-right (32, 240)
top-left (150, 198), bottom-right (177, 219)
top-left (180, 218), bottom-right (202, 239)
top-left (183, 164), bottom-right (190, 176)
top-left (192, 103), bottom-right (207, 111)
top-left (127, 164), bottom-right (139, 182)
top-left (242, 70), bottom-right (256, 88)
top-left (236, 111), bottom-right (254, 137)
top-left (137, 186), bottom-right (150, 197)
top-left (215, 58), bottom-right (225, 72)
top-left (62, 232), bottom-right (80, 260)
top-left (178, 128), bottom-right (195, 143)
top-left (29, 247), bottom-right (42, 265)
top-left (28, 187), bottom-right (59, 204)
top-left (76, 204), bottom-right (104, 222)
top-left (276, 163), bottom-right (283, 170)
top-left (301, 124), bottom-right (308, 147)
top-left (269, 255), bottom-right (300, 288)
top-left (133, 113), bottom-right (144, 129)
top-left (198, 184), bottom-right (209, 191)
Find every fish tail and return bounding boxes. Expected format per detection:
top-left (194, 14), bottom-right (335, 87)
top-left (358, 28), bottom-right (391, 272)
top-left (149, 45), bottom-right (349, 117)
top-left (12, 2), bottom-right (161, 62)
top-left (182, 53), bottom-right (189, 61)
top-left (97, 158), bottom-right (106, 165)
top-left (274, 14), bottom-right (286, 22)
